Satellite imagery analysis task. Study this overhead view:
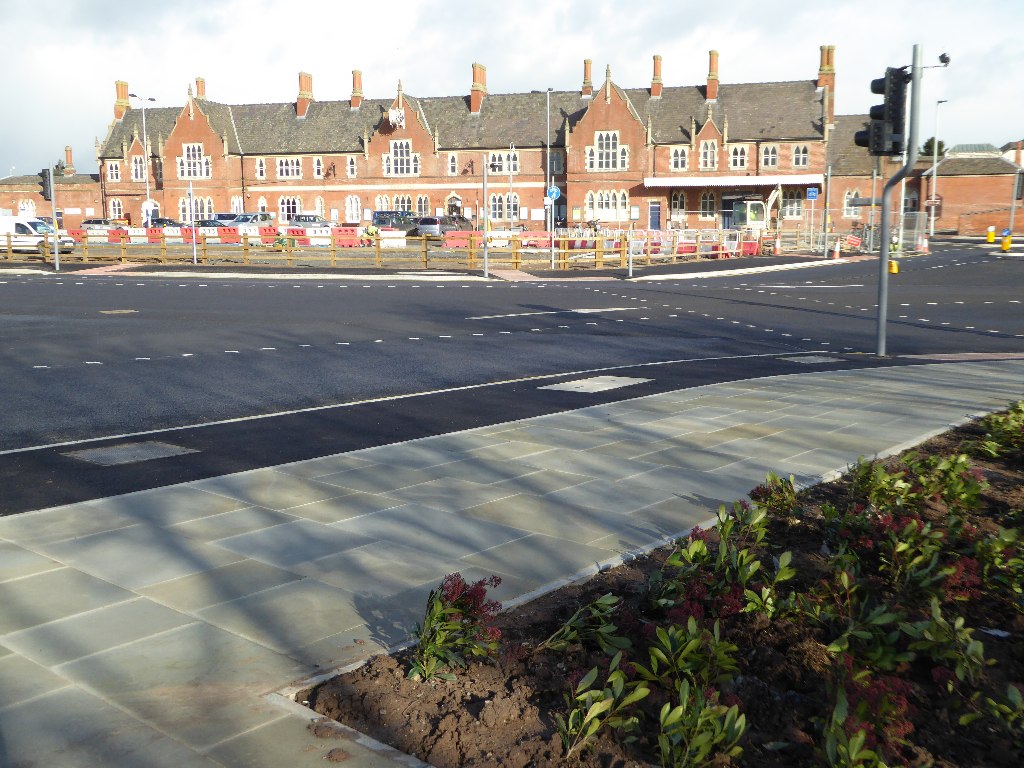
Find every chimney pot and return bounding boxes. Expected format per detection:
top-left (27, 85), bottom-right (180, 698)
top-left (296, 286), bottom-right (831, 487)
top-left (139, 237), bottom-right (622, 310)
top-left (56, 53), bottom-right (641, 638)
top-left (114, 80), bottom-right (130, 120)
top-left (296, 71), bottom-right (313, 118)
top-left (470, 62), bottom-right (487, 114)
top-left (706, 50), bottom-right (719, 101)
top-left (195, 77), bottom-right (206, 99)
top-left (351, 69), bottom-right (363, 109)
top-left (64, 145), bottom-right (75, 176)
top-left (651, 54), bottom-right (663, 98)
top-left (582, 59), bottom-right (593, 98)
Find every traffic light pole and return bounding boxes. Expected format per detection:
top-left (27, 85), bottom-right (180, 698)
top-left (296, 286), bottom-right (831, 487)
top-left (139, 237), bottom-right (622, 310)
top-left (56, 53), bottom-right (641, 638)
top-left (876, 44), bottom-right (921, 357)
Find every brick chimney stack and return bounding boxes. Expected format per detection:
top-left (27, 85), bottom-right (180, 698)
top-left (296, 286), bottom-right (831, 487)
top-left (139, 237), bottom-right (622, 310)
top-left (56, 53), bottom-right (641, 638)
top-left (581, 59), bottom-right (593, 98)
top-left (817, 45), bottom-right (836, 126)
top-left (195, 77), bottom-right (206, 99)
top-left (706, 50), bottom-right (719, 101)
top-left (1015, 140), bottom-right (1021, 167)
top-left (296, 71), bottom-right (313, 118)
top-left (651, 54), bottom-right (663, 98)
top-left (470, 63), bottom-right (487, 114)
top-left (350, 70), bottom-right (363, 110)
top-left (63, 146), bottom-right (75, 176)
top-left (114, 80), bottom-right (130, 120)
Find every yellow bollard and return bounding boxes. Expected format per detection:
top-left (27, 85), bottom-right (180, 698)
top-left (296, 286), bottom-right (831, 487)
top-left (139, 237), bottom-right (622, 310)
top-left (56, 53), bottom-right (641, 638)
top-left (888, 259), bottom-right (899, 274)
top-left (1002, 235), bottom-right (1013, 252)
top-left (987, 226), bottom-right (996, 243)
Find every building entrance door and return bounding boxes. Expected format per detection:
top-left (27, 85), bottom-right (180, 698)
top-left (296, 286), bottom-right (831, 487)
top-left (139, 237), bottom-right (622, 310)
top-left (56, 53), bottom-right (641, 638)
top-left (648, 201), bottom-right (661, 230)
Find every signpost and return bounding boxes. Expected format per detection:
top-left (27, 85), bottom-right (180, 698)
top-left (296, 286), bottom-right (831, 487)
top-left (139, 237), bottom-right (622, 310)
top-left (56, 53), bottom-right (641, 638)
top-left (807, 187), bottom-right (818, 247)
top-left (547, 186), bottom-right (560, 268)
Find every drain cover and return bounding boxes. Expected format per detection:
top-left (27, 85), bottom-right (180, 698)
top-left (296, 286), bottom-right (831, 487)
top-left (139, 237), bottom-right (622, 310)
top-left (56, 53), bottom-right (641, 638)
top-left (539, 375), bottom-right (652, 393)
top-left (63, 441), bottom-right (197, 466)
top-left (779, 355), bottom-right (843, 364)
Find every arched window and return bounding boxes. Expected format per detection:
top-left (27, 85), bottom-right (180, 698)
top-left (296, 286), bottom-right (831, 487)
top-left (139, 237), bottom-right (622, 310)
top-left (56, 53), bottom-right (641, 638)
top-left (345, 195), bottom-right (362, 223)
top-left (670, 190), bottom-right (686, 214)
top-left (257, 196), bottom-right (268, 213)
top-left (255, 159), bottom-right (266, 179)
top-left (585, 191), bottom-right (595, 218)
top-left (490, 194), bottom-right (505, 220)
top-left (761, 146), bottom-right (778, 168)
top-left (793, 145), bottom-right (809, 167)
top-left (671, 148), bottom-right (687, 170)
top-left (843, 190), bottom-right (861, 218)
top-left (620, 192), bottom-right (629, 218)
top-left (231, 196), bottom-right (244, 214)
top-left (109, 199), bottom-right (123, 219)
top-left (315, 196), bottom-right (325, 217)
top-left (508, 193), bottom-right (520, 221)
top-left (781, 190), bottom-right (803, 218)
top-left (445, 194), bottom-right (463, 215)
top-left (700, 141), bottom-right (717, 170)
top-left (596, 131), bottom-right (619, 169)
top-left (903, 190), bottom-right (919, 212)
top-left (375, 194), bottom-right (390, 210)
top-left (347, 157), bottom-right (357, 178)
top-left (394, 194), bottom-right (412, 212)
top-left (18, 199), bottom-right (36, 217)
top-left (279, 196), bottom-right (300, 221)
top-left (416, 195), bottom-right (430, 216)
top-left (448, 154), bottom-right (457, 175)
top-left (730, 146), bottom-right (747, 169)
top-left (313, 158), bottom-right (324, 178)
top-left (699, 191), bottom-right (716, 219)
top-left (586, 148), bottom-right (595, 171)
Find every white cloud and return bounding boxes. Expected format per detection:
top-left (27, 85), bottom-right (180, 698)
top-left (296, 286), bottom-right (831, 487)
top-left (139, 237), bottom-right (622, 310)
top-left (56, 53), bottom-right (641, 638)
top-left (2, 0), bottom-right (1020, 178)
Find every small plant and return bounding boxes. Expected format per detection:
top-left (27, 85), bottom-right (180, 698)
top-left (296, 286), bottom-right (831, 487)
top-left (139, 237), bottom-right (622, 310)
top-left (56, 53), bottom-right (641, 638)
top-left (539, 592), bottom-right (632, 656)
top-left (903, 452), bottom-right (987, 514)
top-left (959, 683), bottom-right (1024, 738)
top-left (849, 457), bottom-right (919, 512)
top-left (972, 526), bottom-right (1024, 612)
top-left (554, 651), bottom-right (650, 761)
top-left (631, 618), bottom-right (739, 690)
top-left (750, 471), bottom-right (800, 517)
top-left (821, 686), bottom-right (887, 768)
top-left (656, 679), bottom-right (745, 768)
top-left (969, 401), bottom-right (1024, 462)
top-left (901, 597), bottom-right (992, 688)
top-left (876, 517), bottom-right (953, 597)
top-left (743, 550), bottom-right (797, 618)
top-left (407, 573), bottom-right (502, 682)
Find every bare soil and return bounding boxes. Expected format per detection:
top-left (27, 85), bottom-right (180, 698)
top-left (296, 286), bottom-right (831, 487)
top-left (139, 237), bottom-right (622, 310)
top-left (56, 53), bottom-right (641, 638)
top-left (303, 415), bottom-right (1024, 767)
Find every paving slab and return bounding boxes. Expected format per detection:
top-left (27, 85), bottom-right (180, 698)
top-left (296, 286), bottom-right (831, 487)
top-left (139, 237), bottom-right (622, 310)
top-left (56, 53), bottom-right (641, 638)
top-left (0, 568), bottom-right (135, 635)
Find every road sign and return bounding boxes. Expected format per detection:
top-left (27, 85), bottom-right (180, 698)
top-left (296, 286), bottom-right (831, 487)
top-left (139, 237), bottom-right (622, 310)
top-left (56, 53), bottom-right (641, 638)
top-left (806, 188), bottom-right (819, 201)
top-left (547, 186), bottom-right (560, 200)
top-left (849, 197), bottom-right (880, 207)
top-left (925, 198), bottom-right (941, 207)
top-left (846, 234), bottom-right (863, 248)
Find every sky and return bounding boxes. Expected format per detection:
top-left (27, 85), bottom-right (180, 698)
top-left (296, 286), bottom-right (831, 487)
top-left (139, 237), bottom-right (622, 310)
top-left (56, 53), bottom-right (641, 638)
top-left (1, 0), bottom-right (1021, 178)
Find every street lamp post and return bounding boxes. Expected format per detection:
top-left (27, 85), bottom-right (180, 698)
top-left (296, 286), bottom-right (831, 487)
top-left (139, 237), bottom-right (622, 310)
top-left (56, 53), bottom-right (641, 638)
top-left (128, 93), bottom-right (155, 226)
top-left (929, 99), bottom-right (947, 238)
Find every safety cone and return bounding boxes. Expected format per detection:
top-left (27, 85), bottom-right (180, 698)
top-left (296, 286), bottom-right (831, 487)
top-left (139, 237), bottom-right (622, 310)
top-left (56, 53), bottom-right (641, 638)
top-left (832, 240), bottom-right (841, 259)
top-left (774, 236), bottom-right (781, 256)
top-left (921, 237), bottom-right (929, 254)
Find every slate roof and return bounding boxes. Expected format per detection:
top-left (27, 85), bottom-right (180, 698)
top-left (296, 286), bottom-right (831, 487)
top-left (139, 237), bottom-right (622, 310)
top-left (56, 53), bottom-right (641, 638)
top-left (0, 173), bottom-right (99, 188)
top-left (946, 143), bottom-right (1000, 156)
top-left (923, 156), bottom-right (1021, 177)
top-left (827, 115), bottom-right (878, 177)
top-left (97, 76), bottom-right (825, 159)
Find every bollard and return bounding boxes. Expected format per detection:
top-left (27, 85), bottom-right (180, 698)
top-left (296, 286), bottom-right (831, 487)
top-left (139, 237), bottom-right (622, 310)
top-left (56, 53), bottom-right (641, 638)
top-left (1002, 235), bottom-right (1013, 252)
top-left (987, 226), bottom-right (996, 243)
top-left (888, 259), bottom-right (899, 274)
top-left (832, 239), bottom-right (840, 259)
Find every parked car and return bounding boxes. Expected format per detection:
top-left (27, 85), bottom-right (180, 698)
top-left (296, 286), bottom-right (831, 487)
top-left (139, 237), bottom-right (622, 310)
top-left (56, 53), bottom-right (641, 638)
top-left (415, 216), bottom-right (444, 237)
top-left (371, 210), bottom-right (419, 233)
top-left (443, 215), bottom-right (474, 232)
top-left (82, 218), bottom-right (114, 230)
top-left (287, 213), bottom-right (331, 229)
top-left (213, 212), bottom-right (239, 224)
top-left (149, 217), bottom-right (185, 228)
top-left (223, 212), bottom-right (275, 227)
top-left (192, 219), bottom-right (223, 228)
top-left (0, 215), bottom-right (75, 254)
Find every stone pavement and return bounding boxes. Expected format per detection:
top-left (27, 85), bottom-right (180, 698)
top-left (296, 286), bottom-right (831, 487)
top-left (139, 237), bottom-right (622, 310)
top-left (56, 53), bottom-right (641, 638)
top-left (1, 358), bottom-right (1023, 767)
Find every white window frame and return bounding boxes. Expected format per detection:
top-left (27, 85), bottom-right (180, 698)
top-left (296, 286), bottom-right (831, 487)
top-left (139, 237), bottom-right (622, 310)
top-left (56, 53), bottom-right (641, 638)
top-left (448, 153), bottom-right (458, 175)
top-left (347, 157), bottom-right (357, 178)
top-left (670, 190), bottom-right (686, 215)
top-left (551, 153), bottom-right (564, 174)
top-left (107, 162), bottom-right (120, 181)
top-left (276, 157), bottom-right (302, 179)
top-left (507, 193), bottom-right (520, 221)
top-left (781, 190), bottom-right (804, 219)
top-left (345, 195), bottom-right (362, 223)
top-left (131, 155), bottom-right (146, 182)
top-left (730, 146), bottom-right (747, 170)
top-left (416, 195), bottom-right (430, 217)
top-left (375, 194), bottom-right (390, 210)
top-left (255, 158), bottom-right (266, 180)
top-left (843, 190), bottom-right (862, 218)
top-left (279, 195), bottom-right (300, 221)
top-left (385, 140), bottom-right (420, 177)
top-left (109, 198), bottom-right (123, 218)
top-left (315, 196), bottom-right (325, 217)
top-left (394, 194), bottom-right (412, 212)
top-left (313, 157), bottom-right (324, 179)
top-left (761, 145), bottom-right (778, 168)
top-left (792, 145), bottom-right (809, 168)
top-left (490, 193), bottom-right (505, 220)
top-left (671, 147), bottom-right (687, 171)
top-left (231, 196), bottom-right (244, 214)
top-left (699, 191), bottom-right (716, 220)
top-left (178, 143), bottom-right (212, 179)
top-left (700, 141), bottom-right (717, 171)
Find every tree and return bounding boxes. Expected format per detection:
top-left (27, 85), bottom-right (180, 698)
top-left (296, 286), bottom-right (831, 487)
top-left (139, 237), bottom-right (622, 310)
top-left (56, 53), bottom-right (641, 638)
top-left (921, 137), bottom-right (946, 157)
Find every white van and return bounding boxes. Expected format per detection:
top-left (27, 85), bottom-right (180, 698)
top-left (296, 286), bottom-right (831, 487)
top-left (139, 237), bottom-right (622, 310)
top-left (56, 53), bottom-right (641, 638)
top-left (0, 216), bottom-right (75, 255)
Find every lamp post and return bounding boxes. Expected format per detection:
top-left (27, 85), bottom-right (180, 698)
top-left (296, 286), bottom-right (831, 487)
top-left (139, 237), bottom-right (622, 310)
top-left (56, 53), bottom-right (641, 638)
top-left (128, 93), bottom-right (155, 226)
top-left (929, 99), bottom-right (947, 238)
top-left (546, 88), bottom-right (555, 268)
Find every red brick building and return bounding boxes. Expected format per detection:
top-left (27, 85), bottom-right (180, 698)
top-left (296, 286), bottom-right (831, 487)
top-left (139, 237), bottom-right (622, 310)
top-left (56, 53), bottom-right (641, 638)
top-left (0, 147), bottom-right (101, 229)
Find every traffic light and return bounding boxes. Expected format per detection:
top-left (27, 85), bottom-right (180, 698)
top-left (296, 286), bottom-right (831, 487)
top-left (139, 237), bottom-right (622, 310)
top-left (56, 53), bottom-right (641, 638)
top-left (40, 168), bottom-right (51, 201)
top-left (855, 67), bottom-right (910, 156)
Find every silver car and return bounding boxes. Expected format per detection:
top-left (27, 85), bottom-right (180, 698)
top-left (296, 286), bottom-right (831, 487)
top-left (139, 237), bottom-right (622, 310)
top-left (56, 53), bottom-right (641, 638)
top-left (416, 216), bottom-right (443, 237)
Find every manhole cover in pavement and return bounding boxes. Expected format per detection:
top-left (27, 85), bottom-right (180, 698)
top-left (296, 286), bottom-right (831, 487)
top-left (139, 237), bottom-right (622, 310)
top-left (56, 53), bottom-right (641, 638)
top-left (779, 355), bottom-right (843, 364)
top-left (62, 441), bottom-right (198, 466)
top-left (539, 375), bottom-right (652, 393)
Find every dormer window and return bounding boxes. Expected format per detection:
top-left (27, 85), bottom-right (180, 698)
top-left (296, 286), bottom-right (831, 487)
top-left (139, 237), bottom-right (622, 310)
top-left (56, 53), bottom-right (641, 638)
top-left (793, 145), bottom-right (809, 167)
top-left (107, 162), bottom-right (121, 181)
top-left (276, 157), bottom-right (302, 178)
top-left (761, 146), bottom-right (778, 168)
top-left (671, 147), bottom-right (687, 170)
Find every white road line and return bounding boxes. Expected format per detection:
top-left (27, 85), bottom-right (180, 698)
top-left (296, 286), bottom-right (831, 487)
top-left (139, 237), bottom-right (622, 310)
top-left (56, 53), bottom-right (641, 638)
top-left (336, 342), bottom-right (350, 345)
top-left (135, 357), bottom-right (150, 361)
top-left (182, 353), bottom-right (194, 357)
top-left (85, 361), bottom-right (102, 365)
top-left (33, 365), bottom-right (49, 369)
top-left (467, 307), bottom-right (638, 320)
top-left (4, 350), bottom-right (829, 456)
top-left (225, 350), bottom-right (239, 353)
top-left (260, 347), bottom-right (276, 350)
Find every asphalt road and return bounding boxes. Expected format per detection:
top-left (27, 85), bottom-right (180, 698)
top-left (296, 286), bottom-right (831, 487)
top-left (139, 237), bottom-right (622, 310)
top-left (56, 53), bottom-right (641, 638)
top-left (2, 243), bottom-right (1021, 513)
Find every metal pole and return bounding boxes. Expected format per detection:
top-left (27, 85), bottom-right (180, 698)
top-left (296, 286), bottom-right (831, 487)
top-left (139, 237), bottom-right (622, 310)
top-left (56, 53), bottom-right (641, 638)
top-left (547, 88), bottom-right (554, 269)
top-left (1009, 170), bottom-right (1020, 236)
top-left (868, 167), bottom-right (878, 252)
top-left (877, 44), bottom-right (921, 357)
top-left (50, 167), bottom-right (60, 272)
top-left (130, 94), bottom-right (155, 226)
top-left (189, 181), bottom-right (198, 265)
top-left (821, 164), bottom-right (832, 257)
top-left (897, 149), bottom-right (907, 250)
top-left (482, 153), bottom-right (489, 278)
top-left (929, 100), bottom-right (946, 237)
